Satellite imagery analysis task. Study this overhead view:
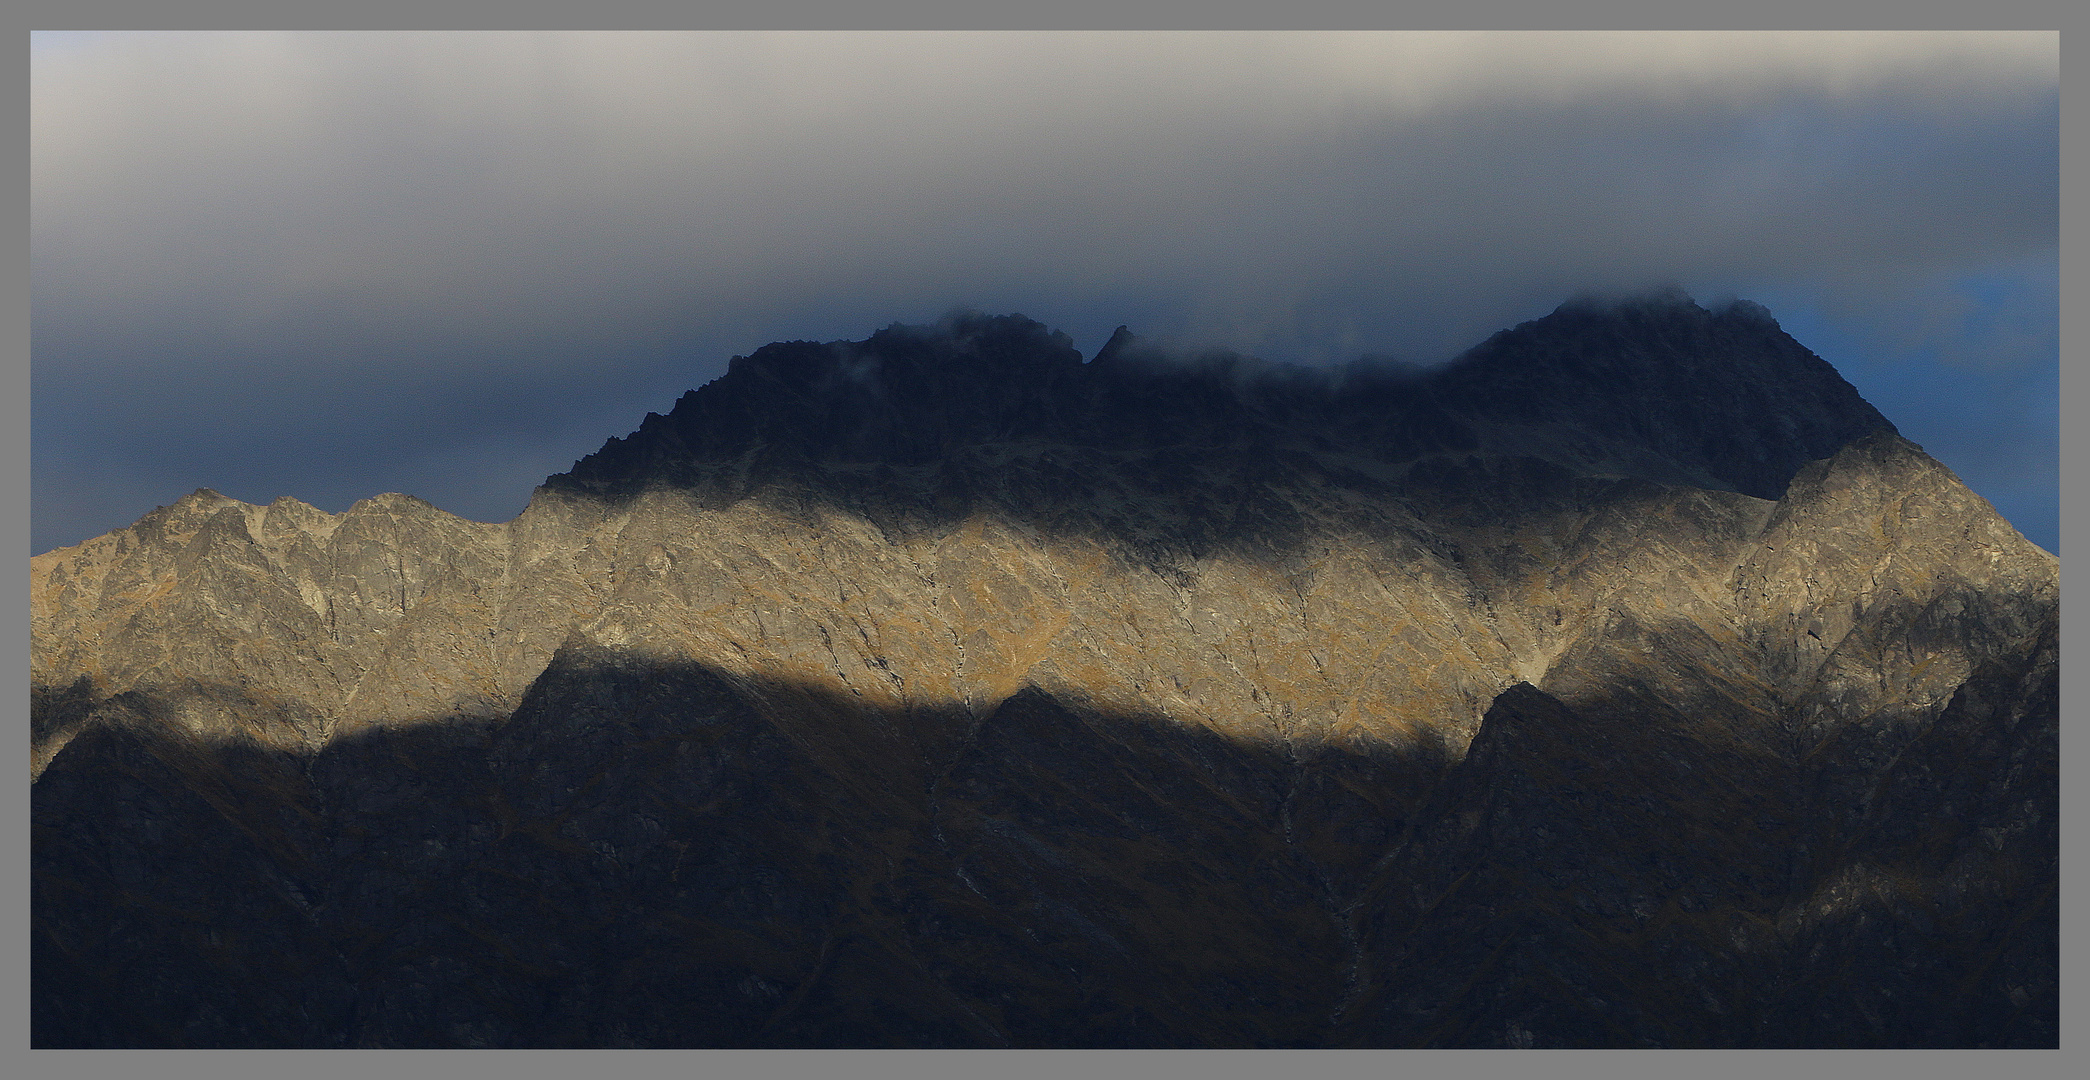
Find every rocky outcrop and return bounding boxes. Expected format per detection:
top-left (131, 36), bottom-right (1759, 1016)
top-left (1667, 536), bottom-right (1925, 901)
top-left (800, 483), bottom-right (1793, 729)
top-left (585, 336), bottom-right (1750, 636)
top-left (30, 294), bottom-right (2055, 1046)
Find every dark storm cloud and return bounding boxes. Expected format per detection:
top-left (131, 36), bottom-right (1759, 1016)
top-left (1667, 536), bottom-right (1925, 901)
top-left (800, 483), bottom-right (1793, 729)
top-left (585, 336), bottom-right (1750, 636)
top-left (32, 31), bottom-right (2058, 552)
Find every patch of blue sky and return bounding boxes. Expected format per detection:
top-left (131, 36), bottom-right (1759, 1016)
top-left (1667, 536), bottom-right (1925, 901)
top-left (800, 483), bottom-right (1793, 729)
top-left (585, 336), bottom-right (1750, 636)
top-left (1740, 264), bottom-right (2057, 553)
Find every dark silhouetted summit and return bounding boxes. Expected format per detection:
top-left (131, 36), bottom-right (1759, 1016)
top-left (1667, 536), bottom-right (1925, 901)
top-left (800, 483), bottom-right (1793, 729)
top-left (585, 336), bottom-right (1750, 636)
top-left (557, 291), bottom-right (1890, 502)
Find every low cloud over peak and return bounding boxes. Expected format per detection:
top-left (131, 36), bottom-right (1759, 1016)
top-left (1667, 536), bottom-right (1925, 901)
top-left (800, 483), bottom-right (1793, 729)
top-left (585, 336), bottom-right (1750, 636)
top-left (31, 32), bottom-right (2056, 553)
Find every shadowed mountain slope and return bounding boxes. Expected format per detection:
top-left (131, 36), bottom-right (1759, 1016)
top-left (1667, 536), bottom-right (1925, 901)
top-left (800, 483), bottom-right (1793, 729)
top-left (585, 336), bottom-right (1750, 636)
top-left (31, 293), bottom-right (2053, 1047)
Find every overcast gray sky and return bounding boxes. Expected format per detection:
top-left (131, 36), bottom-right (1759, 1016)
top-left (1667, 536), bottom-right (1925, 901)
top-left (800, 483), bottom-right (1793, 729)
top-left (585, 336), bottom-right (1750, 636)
top-left (31, 31), bottom-right (2059, 553)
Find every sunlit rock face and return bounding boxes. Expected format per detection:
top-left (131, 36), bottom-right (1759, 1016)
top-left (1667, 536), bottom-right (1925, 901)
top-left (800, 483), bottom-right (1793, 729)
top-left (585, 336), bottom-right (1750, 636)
top-left (31, 295), bottom-right (2056, 1047)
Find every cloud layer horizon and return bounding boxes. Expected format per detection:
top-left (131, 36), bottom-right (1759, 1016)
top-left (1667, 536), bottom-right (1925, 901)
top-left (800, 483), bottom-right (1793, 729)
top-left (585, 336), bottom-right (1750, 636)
top-left (32, 31), bottom-right (2057, 553)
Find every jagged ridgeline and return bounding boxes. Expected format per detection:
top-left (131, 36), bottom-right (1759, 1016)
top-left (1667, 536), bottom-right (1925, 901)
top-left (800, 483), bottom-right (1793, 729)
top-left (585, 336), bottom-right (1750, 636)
top-left (32, 294), bottom-right (2056, 1047)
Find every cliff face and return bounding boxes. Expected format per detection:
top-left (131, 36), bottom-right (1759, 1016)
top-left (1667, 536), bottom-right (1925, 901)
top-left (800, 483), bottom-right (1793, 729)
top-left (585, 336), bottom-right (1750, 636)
top-left (30, 295), bottom-right (2056, 1047)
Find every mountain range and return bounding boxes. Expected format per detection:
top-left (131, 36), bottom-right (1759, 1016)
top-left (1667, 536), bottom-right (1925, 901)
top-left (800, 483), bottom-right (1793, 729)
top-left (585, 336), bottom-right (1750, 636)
top-left (30, 291), bottom-right (2057, 1047)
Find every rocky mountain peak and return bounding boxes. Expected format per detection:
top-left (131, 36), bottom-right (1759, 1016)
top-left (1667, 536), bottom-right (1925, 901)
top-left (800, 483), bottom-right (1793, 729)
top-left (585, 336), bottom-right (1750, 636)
top-left (1414, 288), bottom-right (1892, 498)
top-left (31, 295), bottom-right (2053, 1049)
